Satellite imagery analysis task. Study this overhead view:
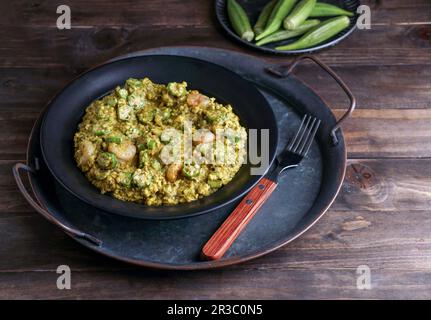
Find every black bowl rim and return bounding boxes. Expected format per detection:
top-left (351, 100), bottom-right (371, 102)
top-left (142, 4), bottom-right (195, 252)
top-left (215, 0), bottom-right (361, 55)
top-left (39, 54), bottom-right (279, 220)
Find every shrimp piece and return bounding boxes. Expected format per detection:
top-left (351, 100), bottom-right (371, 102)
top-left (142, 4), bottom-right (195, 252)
top-left (108, 141), bottom-right (137, 162)
top-left (78, 140), bottom-right (95, 166)
top-left (187, 91), bottom-right (210, 108)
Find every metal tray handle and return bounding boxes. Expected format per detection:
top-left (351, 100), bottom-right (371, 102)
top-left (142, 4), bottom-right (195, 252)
top-left (267, 55), bottom-right (356, 146)
top-left (12, 163), bottom-right (102, 246)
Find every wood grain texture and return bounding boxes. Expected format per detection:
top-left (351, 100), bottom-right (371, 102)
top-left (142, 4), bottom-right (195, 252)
top-left (3, 64), bottom-right (431, 111)
top-left (335, 108), bottom-right (431, 158)
top-left (1, 158), bottom-right (431, 299)
top-left (291, 64), bottom-right (431, 110)
top-left (0, 268), bottom-right (430, 299)
top-left (0, 0), bottom-right (429, 27)
top-left (0, 25), bottom-right (430, 68)
top-left (2, 108), bottom-right (431, 160)
top-left (0, 0), bottom-right (429, 69)
top-left (0, 0), bottom-right (212, 28)
top-left (0, 0), bottom-right (430, 299)
top-left (0, 109), bottom-right (39, 160)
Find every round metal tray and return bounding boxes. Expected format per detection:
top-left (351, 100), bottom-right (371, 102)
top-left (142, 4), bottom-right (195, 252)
top-left (13, 47), bottom-right (354, 269)
top-left (215, 0), bottom-right (360, 55)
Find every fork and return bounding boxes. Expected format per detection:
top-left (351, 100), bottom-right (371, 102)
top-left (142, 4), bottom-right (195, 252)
top-left (202, 114), bottom-right (321, 260)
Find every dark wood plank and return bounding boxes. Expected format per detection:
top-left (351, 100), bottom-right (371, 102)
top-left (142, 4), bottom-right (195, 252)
top-left (0, 160), bottom-right (35, 214)
top-left (337, 159), bottom-right (431, 211)
top-left (376, 0), bottom-right (431, 7)
top-left (2, 108), bottom-right (430, 160)
top-left (0, 0), bottom-right (212, 28)
top-left (291, 64), bottom-right (431, 110)
top-left (0, 23), bottom-right (430, 68)
top-left (1, 158), bottom-right (430, 299)
top-left (1, 0), bottom-right (430, 27)
top-left (0, 267), bottom-right (430, 299)
top-left (2, 63), bottom-right (431, 111)
top-left (0, 109), bottom-right (39, 160)
top-left (334, 108), bottom-right (431, 158)
top-left (368, 0), bottom-right (431, 25)
top-left (0, 0), bottom-right (430, 70)
top-left (0, 68), bottom-right (73, 108)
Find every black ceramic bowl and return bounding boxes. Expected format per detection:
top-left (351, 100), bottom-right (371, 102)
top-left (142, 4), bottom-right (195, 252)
top-left (40, 55), bottom-right (278, 219)
top-left (215, 0), bottom-right (360, 55)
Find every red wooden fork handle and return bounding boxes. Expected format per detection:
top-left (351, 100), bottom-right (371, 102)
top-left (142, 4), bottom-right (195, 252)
top-left (202, 178), bottom-right (278, 260)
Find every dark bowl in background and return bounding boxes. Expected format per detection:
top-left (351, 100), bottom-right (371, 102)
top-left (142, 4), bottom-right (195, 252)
top-left (215, 0), bottom-right (360, 55)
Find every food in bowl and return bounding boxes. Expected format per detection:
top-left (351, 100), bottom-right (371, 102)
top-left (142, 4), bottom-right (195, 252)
top-left (74, 77), bottom-right (247, 206)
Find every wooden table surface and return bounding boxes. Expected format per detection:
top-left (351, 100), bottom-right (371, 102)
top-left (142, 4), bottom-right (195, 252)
top-left (1, 0), bottom-right (431, 299)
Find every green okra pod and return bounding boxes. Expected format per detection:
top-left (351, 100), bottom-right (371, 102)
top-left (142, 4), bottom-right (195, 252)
top-left (227, 0), bottom-right (255, 41)
top-left (276, 15), bottom-right (350, 50)
top-left (309, 2), bottom-right (354, 17)
top-left (253, 0), bottom-right (278, 36)
top-left (255, 19), bottom-right (320, 46)
top-left (283, 0), bottom-right (316, 30)
top-left (255, 0), bottom-right (297, 41)
top-left (105, 136), bottom-right (123, 144)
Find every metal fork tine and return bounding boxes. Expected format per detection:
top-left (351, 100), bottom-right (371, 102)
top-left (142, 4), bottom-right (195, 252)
top-left (297, 117), bottom-right (317, 155)
top-left (287, 115), bottom-right (308, 150)
top-left (274, 114), bottom-right (322, 180)
top-left (292, 115), bottom-right (311, 153)
top-left (300, 119), bottom-right (321, 157)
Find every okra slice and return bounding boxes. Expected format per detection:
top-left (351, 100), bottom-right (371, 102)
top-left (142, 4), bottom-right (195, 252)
top-left (132, 169), bottom-right (152, 188)
top-left (182, 163), bottom-right (201, 179)
top-left (115, 87), bottom-right (128, 99)
top-left (96, 152), bottom-right (117, 170)
top-left (105, 136), bottom-right (123, 144)
top-left (167, 82), bottom-right (187, 97)
top-left (117, 101), bottom-right (134, 121)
